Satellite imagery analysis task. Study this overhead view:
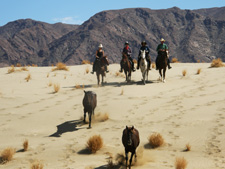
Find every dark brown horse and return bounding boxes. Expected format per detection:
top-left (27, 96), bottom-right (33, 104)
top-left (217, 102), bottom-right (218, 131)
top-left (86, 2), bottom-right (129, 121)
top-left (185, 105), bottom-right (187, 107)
top-left (96, 56), bottom-right (109, 85)
top-left (82, 91), bottom-right (97, 128)
top-left (122, 126), bottom-right (140, 169)
top-left (156, 51), bottom-right (167, 83)
top-left (121, 54), bottom-right (132, 82)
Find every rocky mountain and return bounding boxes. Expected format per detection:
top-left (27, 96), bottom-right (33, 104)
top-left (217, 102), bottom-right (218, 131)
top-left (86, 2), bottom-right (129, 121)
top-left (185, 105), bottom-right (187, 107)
top-left (0, 19), bottom-right (78, 67)
top-left (0, 7), bottom-right (225, 67)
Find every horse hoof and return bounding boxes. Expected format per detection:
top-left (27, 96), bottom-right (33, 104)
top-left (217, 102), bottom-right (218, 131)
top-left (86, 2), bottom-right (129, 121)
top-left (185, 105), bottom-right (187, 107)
top-left (163, 80), bottom-right (166, 83)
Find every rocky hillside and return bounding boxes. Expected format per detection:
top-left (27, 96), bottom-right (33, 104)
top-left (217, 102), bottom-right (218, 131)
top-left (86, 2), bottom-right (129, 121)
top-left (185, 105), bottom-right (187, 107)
top-left (0, 7), bottom-right (225, 67)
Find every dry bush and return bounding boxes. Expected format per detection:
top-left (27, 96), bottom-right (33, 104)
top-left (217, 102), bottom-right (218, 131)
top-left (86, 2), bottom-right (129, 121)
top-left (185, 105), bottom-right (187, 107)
top-left (8, 65), bottom-right (15, 74)
top-left (75, 84), bottom-right (82, 89)
top-left (133, 59), bottom-right (137, 64)
top-left (120, 88), bottom-right (124, 95)
top-left (32, 64), bottom-right (38, 67)
top-left (185, 143), bottom-right (191, 151)
top-left (182, 70), bottom-right (187, 76)
top-left (0, 147), bottom-right (15, 164)
top-left (53, 83), bottom-right (60, 93)
top-left (25, 73), bottom-right (31, 82)
top-left (171, 58), bottom-right (179, 63)
top-left (196, 68), bottom-right (201, 75)
top-left (152, 62), bottom-right (155, 69)
top-left (86, 135), bottom-right (103, 153)
top-left (82, 60), bottom-right (91, 64)
top-left (175, 157), bottom-right (188, 169)
top-left (115, 72), bottom-right (120, 77)
top-left (85, 67), bottom-right (90, 74)
top-left (16, 63), bottom-right (21, 67)
top-left (48, 81), bottom-right (52, 87)
top-left (94, 113), bottom-right (109, 122)
top-left (23, 139), bottom-right (29, 151)
top-left (52, 62), bottom-right (69, 71)
top-left (20, 67), bottom-right (28, 71)
top-left (148, 133), bottom-right (164, 148)
top-left (197, 59), bottom-right (201, 63)
top-left (210, 58), bottom-right (225, 68)
top-left (46, 73), bottom-right (49, 78)
top-left (30, 161), bottom-right (44, 169)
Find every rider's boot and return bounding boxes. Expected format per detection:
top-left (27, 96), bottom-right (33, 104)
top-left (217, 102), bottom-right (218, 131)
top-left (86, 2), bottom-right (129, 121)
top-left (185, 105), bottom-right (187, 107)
top-left (119, 67), bottom-right (123, 73)
top-left (91, 61), bottom-right (95, 74)
top-left (168, 58), bottom-right (172, 69)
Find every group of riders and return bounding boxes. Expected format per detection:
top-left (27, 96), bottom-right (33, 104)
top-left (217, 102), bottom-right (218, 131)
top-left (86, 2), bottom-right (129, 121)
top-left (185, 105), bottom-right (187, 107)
top-left (91, 38), bottom-right (172, 74)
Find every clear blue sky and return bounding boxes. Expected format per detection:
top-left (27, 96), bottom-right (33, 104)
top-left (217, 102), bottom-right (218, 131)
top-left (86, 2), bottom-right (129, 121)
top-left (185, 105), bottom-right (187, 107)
top-left (1, 0), bottom-right (225, 26)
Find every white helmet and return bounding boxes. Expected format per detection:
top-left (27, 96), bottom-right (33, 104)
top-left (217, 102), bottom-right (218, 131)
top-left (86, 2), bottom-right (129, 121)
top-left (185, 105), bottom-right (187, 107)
top-left (98, 44), bottom-right (103, 48)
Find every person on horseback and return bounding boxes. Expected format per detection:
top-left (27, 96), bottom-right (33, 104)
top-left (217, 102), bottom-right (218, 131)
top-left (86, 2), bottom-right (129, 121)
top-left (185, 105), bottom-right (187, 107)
top-left (91, 44), bottom-right (109, 74)
top-left (120, 41), bottom-right (136, 72)
top-left (137, 41), bottom-right (151, 70)
top-left (156, 38), bottom-right (172, 70)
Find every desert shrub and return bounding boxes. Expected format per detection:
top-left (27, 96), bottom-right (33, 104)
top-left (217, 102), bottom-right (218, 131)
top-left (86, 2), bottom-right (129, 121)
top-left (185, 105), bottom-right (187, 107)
top-left (148, 133), bottom-right (164, 148)
top-left (82, 60), bottom-right (91, 64)
top-left (53, 83), bottom-right (60, 93)
top-left (133, 59), bottom-right (137, 64)
top-left (151, 62), bottom-right (155, 69)
top-left (16, 63), bottom-right (21, 67)
top-left (210, 58), bottom-right (225, 68)
top-left (175, 157), bottom-right (188, 169)
top-left (171, 58), bottom-right (179, 63)
top-left (95, 113), bottom-right (109, 122)
top-left (46, 73), bottom-right (49, 78)
top-left (23, 139), bottom-right (29, 151)
top-left (120, 88), bottom-right (124, 95)
top-left (30, 161), bottom-right (44, 169)
top-left (25, 73), bottom-right (31, 82)
top-left (86, 135), bottom-right (103, 153)
top-left (8, 65), bottom-right (15, 74)
top-left (52, 62), bottom-right (69, 71)
top-left (196, 68), bottom-right (201, 75)
top-left (0, 147), bottom-right (15, 164)
top-left (85, 67), bottom-right (90, 74)
top-left (185, 143), bottom-right (191, 151)
top-left (20, 67), bottom-right (28, 71)
top-left (182, 70), bottom-right (187, 76)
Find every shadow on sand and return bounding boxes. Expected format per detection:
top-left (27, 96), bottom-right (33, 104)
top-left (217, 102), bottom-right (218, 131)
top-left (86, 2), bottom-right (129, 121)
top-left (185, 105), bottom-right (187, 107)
top-left (49, 119), bottom-right (85, 137)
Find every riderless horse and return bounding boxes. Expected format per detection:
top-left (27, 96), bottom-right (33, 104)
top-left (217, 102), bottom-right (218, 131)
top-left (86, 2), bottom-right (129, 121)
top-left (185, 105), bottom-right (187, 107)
top-left (121, 54), bottom-right (132, 82)
top-left (95, 56), bottom-right (109, 85)
top-left (156, 51), bottom-right (167, 83)
top-left (139, 50), bottom-right (149, 85)
top-left (122, 126), bottom-right (140, 169)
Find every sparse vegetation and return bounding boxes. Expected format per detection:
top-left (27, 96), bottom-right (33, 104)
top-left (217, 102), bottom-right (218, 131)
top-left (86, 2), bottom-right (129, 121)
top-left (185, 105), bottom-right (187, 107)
top-left (30, 161), bottom-right (44, 169)
top-left (46, 73), bottom-right (49, 78)
top-left (196, 68), bottom-right (201, 75)
top-left (25, 73), bottom-right (31, 82)
top-left (7, 65), bottom-right (15, 74)
top-left (82, 60), bottom-right (91, 64)
top-left (52, 62), bottom-right (69, 71)
top-left (148, 133), bottom-right (164, 148)
top-left (120, 88), bottom-right (124, 95)
top-left (171, 58), bottom-right (179, 63)
top-left (16, 63), bottom-right (22, 67)
top-left (94, 113), bottom-right (109, 122)
top-left (185, 143), bottom-right (191, 151)
top-left (175, 157), bottom-right (188, 169)
top-left (53, 83), bottom-right (60, 93)
top-left (20, 67), bottom-right (28, 71)
top-left (152, 62), bottom-right (155, 69)
top-left (85, 67), bottom-right (90, 74)
top-left (0, 147), bottom-right (15, 164)
top-left (86, 135), bottom-right (103, 153)
top-left (23, 139), bottom-right (29, 151)
top-left (210, 58), bottom-right (225, 68)
top-left (182, 70), bottom-right (187, 76)
top-left (48, 81), bottom-right (52, 87)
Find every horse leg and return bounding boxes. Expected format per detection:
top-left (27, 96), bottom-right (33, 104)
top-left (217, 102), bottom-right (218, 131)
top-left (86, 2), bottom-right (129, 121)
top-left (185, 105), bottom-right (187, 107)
top-left (163, 68), bottom-right (166, 83)
top-left (83, 109), bottom-right (86, 123)
top-left (129, 152), bottom-right (135, 169)
top-left (158, 69), bottom-right (162, 81)
top-left (97, 73), bottom-right (100, 85)
top-left (101, 74), bottom-right (104, 84)
top-left (88, 111), bottom-right (92, 128)
top-left (125, 150), bottom-right (128, 168)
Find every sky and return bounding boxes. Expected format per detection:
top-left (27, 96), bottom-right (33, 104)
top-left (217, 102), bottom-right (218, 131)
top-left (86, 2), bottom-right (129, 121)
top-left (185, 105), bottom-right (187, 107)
top-left (1, 0), bottom-right (225, 26)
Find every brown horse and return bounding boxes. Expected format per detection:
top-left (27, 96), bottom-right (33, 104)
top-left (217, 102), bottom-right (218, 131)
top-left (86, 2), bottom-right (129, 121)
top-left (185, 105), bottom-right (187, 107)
top-left (96, 56), bottom-right (109, 85)
top-left (121, 54), bottom-right (132, 82)
top-left (82, 91), bottom-right (97, 128)
top-left (122, 126), bottom-right (140, 169)
top-left (156, 51), bottom-right (167, 83)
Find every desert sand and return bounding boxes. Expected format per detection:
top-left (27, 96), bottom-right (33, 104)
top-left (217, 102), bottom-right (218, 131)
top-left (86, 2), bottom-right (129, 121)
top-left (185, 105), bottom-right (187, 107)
top-left (0, 63), bottom-right (225, 169)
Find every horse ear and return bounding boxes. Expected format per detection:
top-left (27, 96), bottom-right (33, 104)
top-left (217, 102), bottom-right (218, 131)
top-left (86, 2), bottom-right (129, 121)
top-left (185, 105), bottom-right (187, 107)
top-left (126, 126), bottom-right (128, 130)
top-left (84, 90), bottom-right (86, 93)
top-left (131, 126), bottom-right (134, 130)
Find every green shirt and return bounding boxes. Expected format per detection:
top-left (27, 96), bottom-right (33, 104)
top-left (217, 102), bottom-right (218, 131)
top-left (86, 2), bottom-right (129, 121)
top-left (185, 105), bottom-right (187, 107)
top-left (156, 43), bottom-right (168, 51)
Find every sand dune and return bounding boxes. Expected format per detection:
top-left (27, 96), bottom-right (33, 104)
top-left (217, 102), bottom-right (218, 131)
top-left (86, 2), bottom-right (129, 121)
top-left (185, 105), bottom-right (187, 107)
top-left (0, 63), bottom-right (225, 169)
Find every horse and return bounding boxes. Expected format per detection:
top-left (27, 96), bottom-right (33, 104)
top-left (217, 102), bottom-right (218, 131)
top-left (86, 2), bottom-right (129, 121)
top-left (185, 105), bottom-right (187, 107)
top-left (82, 91), bottom-right (97, 128)
top-left (156, 51), bottom-right (167, 83)
top-left (95, 56), bottom-right (109, 85)
top-left (139, 50), bottom-right (149, 85)
top-left (122, 126), bottom-right (140, 169)
top-left (121, 54), bottom-right (132, 82)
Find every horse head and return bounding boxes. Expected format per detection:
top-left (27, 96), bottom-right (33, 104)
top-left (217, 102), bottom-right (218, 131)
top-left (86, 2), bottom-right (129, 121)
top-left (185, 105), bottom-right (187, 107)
top-left (126, 126), bottom-right (134, 146)
top-left (140, 50), bottom-right (146, 60)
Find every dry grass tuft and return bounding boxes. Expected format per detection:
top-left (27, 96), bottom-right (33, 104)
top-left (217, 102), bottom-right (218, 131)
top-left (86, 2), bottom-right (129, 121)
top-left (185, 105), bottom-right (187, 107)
top-left (52, 62), bottom-right (69, 71)
top-left (23, 139), bottom-right (29, 151)
top-left (185, 143), bottom-right (191, 151)
top-left (171, 58), bottom-right (179, 63)
top-left (175, 157), bottom-right (188, 169)
top-left (152, 62), bottom-right (155, 69)
top-left (75, 84), bottom-right (82, 89)
top-left (32, 64), bottom-right (38, 67)
top-left (0, 147), bottom-right (15, 164)
top-left (115, 72), bottom-right (120, 77)
top-left (133, 59), bottom-right (137, 64)
top-left (46, 73), bottom-right (49, 78)
top-left (20, 67), bottom-right (28, 71)
top-left (86, 135), bottom-right (103, 153)
top-left (94, 113), bottom-right (109, 122)
top-left (25, 73), bottom-right (31, 82)
top-left (48, 81), bottom-right (52, 87)
top-left (148, 133), bottom-right (164, 148)
top-left (8, 65), bottom-right (15, 74)
top-left (196, 68), bottom-right (201, 75)
top-left (85, 67), bottom-right (90, 74)
top-left (53, 83), bottom-right (60, 93)
top-left (82, 60), bottom-right (91, 64)
top-left (16, 63), bottom-right (22, 67)
top-left (30, 161), bottom-right (44, 169)
top-left (182, 70), bottom-right (187, 76)
top-left (120, 88), bottom-right (124, 95)
top-left (210, 58), bottom-right (225, 68)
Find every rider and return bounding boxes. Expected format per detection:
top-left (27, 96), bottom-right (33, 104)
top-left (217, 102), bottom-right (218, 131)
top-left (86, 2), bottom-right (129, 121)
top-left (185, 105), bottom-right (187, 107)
top-left (137, 41), bottom-right (151, 70)
top-left (156, 38), bottom-right (172, 70)
top-left (91, 44), bottom-right (109, 74)
top-left (120, 41), bottom-right (136, 72)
